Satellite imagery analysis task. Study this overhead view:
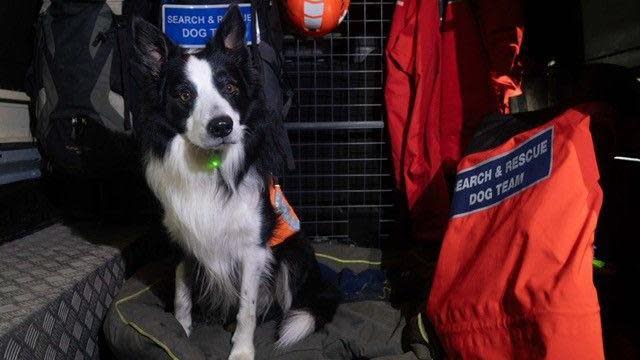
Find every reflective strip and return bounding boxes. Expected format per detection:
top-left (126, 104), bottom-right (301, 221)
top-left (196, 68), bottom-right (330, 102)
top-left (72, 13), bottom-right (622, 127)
top-left (304, 16), bottom-right (322, 30)
top-left (304, 1), bottom-right (324, 30)
top-left (304, 1), bottom-right (324, 17)
top-left (274, 187), bottom-right (300, 231)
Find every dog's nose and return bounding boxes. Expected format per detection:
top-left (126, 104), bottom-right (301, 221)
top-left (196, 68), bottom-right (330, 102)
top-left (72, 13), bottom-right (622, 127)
top-left (207, 116), bottom-right (233, 138)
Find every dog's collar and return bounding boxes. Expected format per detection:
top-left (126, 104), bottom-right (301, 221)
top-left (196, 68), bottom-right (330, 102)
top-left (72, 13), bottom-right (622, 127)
top-left (267, 176), bottom-right (300, 247)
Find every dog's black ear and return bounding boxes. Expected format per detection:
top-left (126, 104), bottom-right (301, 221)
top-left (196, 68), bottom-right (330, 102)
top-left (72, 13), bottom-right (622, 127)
top-left (211, 5), bottom-right (246, 51)
top-left (132, 17), bottom-right (174, 78)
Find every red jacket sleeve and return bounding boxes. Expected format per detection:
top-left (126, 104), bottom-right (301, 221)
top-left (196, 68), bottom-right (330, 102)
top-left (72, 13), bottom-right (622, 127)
top-left (384, 0), bottom-right (417, 187)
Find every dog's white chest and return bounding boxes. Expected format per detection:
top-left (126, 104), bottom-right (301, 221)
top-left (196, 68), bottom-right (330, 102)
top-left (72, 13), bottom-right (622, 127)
top-left (145, 136), bottom-right (263, 263)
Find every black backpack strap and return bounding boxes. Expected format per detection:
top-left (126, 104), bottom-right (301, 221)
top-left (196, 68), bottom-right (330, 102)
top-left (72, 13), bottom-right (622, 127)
top-left (250, 0), bottom-right (259, 45)
top-left (282, 87), bottom-right (293, 119)
top-left (250, 0), bottom-right (295, 171)
top-left (26, 15), bottom-right (44, 135)
top-left (114, 16), bottom-right (133, 131)
top-left (281, 67), bottom-right (294, 120)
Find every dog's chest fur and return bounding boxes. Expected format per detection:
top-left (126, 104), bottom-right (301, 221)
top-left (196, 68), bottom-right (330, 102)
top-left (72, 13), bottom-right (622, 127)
top-left (145, 136), bottom-right (263, 280)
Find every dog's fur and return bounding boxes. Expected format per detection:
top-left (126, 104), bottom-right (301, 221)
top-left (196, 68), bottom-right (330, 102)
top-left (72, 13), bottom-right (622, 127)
top-left (132, 7), bottom-right (338, 359)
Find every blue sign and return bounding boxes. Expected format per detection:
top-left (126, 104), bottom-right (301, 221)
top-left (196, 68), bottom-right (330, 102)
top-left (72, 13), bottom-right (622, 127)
top-left (162, 4), bottom-right (254, 48)
top-left (451, 127), bottom-right (554, 218)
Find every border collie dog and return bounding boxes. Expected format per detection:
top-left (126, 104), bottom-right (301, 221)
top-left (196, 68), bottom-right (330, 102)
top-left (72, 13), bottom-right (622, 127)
top-left (132, 7), bottom-right (337, 359)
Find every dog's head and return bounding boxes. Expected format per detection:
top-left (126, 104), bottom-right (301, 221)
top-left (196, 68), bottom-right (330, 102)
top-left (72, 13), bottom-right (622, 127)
top-left (133, 6), bottom-right (259, 152)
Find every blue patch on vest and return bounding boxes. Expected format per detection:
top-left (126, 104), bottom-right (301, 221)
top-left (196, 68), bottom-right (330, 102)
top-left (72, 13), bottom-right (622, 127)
top-left (162, 4), bottom-right (254, 48)
top-left (451, 127), bottom-right (554, 218)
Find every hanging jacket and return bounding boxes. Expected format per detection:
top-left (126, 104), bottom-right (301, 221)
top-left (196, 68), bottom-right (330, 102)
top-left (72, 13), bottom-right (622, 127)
top-left (384, 0), bottom-right (523, 242)
top-left (426, 103), bottom-right (605, 359)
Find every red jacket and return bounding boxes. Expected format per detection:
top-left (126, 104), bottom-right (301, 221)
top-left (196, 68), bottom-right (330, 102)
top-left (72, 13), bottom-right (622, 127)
top-left (427, 105), bottom-right (605, 359)
top-left (385, 0), bottom-right (523, 242)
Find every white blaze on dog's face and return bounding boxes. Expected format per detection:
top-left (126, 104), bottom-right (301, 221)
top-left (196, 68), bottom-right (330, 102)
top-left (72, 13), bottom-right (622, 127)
top-left (181, 7), bottom-right (251, 152)
top-left (132, 5), bottom-right (253, 153)
top-left (184, 57), bottom-right (244, 150)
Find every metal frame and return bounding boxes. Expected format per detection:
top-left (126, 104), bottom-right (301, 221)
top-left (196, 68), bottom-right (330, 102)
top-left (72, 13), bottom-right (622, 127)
top-left (281, 0), bottom-right (395, 248)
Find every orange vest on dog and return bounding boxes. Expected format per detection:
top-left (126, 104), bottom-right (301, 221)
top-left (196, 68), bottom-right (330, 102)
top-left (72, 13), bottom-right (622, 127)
top-left (268, 179), bottom-right (300, 247)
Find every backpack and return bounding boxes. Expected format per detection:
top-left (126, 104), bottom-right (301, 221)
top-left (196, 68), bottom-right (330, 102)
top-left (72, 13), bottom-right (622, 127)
top-left (158, 0), bottom-right (295, 171)
top-left (250, 0), bottom-right (295, 170)
top-left (28, 0), bottom-right (137, 178)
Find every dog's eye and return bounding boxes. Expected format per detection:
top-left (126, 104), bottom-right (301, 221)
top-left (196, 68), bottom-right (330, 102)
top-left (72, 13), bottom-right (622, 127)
top-left (224, 83), bottom-right (239, 95)
top-left (178, 91), bottom-right (192, 103)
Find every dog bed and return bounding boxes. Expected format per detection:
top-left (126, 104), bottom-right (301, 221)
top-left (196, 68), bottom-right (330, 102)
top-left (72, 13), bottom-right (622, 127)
top-left (103, 245), bottom-right (432, 360)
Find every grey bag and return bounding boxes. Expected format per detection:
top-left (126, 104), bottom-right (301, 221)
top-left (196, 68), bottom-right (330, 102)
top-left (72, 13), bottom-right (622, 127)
top-left (28, 0), bottom-right (136, 177)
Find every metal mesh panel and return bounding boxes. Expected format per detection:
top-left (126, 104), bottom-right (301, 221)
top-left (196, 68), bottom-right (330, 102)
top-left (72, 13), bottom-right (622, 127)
top-left (281, 0), bottom-right (395, 248)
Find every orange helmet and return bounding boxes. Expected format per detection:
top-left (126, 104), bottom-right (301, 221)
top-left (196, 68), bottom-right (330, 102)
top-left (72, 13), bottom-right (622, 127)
top-left (281, 0), bottom-right (350, 37)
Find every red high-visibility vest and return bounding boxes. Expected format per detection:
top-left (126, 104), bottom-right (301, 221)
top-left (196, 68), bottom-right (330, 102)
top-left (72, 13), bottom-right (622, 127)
top-left (427, 104), bottom-right (605, 359)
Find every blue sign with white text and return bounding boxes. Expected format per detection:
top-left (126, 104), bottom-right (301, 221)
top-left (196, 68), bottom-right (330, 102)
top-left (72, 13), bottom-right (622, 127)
top-left (451, 127), bottom-right (554, 218)
top-left (162, 4), bottom-right (254, 48)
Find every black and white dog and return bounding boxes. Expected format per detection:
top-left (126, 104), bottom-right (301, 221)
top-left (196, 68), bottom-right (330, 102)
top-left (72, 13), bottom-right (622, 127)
top-left (132, 6), bottom-right (338, 359)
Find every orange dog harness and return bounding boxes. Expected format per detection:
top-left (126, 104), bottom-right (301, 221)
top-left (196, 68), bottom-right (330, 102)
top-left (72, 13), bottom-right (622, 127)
top-left (267, 178), bottom-right (300, 247)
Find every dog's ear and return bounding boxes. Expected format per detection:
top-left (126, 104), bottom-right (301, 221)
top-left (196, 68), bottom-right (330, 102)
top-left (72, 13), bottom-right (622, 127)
top-left (132, 17), bottom-right (174, 78)
top-left (210, 5), bottom-right (246, 51)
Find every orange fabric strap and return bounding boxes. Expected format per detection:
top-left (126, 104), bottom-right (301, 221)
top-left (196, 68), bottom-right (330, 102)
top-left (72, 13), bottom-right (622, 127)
top-left (267, 178), bottom-right (300, 247)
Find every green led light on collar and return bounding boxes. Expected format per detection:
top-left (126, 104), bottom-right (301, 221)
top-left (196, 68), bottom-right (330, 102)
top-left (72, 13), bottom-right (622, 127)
top-left (205, 151), bottom-right (222, 171)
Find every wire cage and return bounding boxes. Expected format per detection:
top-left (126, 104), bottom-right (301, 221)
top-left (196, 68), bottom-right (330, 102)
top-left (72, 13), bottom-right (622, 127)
top-left (280, 0), bottom-right (396, 249)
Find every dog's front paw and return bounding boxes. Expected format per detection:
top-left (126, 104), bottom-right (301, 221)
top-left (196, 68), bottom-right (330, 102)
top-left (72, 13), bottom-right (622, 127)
top-left (228, 344), bottom-right (255, 360)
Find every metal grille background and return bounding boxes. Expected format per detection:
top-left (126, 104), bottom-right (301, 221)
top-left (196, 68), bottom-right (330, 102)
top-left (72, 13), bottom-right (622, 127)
top-left (281, 0), bottom-right (395, 248)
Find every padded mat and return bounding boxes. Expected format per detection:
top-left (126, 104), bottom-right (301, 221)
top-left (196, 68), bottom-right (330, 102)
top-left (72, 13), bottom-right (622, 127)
top-left (103, 259), bottom-right (432, 360)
